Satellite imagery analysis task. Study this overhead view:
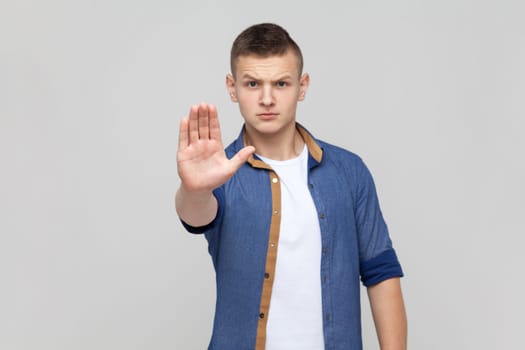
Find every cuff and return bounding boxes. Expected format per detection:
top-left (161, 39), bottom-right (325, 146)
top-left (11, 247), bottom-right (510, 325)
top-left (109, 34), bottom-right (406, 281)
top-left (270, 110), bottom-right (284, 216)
top-left (360, 248), bottom-right (404, 287)
top-left (180, 219), bottom-right (216, 234)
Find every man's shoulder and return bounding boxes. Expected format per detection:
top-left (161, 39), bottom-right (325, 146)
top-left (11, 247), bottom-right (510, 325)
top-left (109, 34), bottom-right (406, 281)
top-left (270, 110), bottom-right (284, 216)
top-left (315, 138), bottom-right (365, 168)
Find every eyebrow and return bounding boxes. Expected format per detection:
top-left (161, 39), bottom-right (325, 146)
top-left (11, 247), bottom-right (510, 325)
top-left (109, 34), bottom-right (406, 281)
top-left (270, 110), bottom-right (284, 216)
top-left (240, 73), bottom-right (293, 82)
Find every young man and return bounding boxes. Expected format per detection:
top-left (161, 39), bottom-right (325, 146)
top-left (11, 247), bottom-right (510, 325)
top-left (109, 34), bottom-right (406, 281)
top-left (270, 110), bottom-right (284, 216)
top-left (176, 23), bottom-right (407, 350)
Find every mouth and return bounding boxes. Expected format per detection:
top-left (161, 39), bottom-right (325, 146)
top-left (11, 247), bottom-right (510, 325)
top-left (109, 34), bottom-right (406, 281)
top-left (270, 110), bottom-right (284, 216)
top-left (257, 112), bottom-right (279, 120)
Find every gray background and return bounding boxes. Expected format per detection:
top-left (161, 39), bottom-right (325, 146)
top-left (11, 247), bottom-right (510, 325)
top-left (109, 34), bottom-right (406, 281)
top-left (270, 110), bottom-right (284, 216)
top-left (1, 0), bottom-right (524, 349)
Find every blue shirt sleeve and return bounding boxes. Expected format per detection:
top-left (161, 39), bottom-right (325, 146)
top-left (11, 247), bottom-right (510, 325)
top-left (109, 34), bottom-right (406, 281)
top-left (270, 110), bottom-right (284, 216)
top-left (354, 159), bottom-right (404, 286)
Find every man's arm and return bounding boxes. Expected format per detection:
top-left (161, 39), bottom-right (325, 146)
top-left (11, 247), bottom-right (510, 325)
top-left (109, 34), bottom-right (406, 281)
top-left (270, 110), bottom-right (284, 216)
top-left (367, 277), bottom-right (407, 350)
top-left (175, 103), bottom-right (254, 226)
top-left (175, 186), bottom-right (218, 227)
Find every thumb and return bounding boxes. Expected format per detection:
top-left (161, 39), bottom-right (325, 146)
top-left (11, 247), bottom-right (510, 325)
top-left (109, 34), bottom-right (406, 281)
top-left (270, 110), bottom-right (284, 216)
top-left (228, 146), bottom-right (256, 173)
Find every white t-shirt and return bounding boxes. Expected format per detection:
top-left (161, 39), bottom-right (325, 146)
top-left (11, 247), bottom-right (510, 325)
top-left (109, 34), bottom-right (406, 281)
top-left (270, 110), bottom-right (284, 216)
top-left (257, 145), bottom-right (325, 350)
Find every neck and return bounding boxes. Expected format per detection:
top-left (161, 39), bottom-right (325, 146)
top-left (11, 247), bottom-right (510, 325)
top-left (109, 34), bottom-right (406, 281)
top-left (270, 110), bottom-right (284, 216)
top-left (245, 123), bottom-right (305, 161)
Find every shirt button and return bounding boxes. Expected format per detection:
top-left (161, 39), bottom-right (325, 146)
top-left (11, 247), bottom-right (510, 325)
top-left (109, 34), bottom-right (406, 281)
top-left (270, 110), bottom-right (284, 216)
top-left (319, 213), bottom-right (326, 219)
top-left (264, 272), bottom-right (270, 279)
top-left (326, 313), bottom-right (331, 321)
top-left (323, 275), bottom-right (328, 283)
top-left (273, 210), bottom-right (279, 215)
top-left (272, 177), bottom-right (278, 184)
top-left (269, 242), bottom-right (276, 248)
top-left (259, 313), bottom-right (265, 319)
top-left (322, 247), bottom-right (328, 254)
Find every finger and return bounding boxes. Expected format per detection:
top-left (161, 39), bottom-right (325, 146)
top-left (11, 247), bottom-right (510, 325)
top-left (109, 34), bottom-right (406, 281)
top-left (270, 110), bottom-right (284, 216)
top-left (208, 104), bottom-right (222, 142)
top-left (188, 105), bottom-right (199, 143)
top-left (198, 102), bottom-right (210, 140)
top-left (178, 117), bottom-right (189, 150)
top-left (228, 146), bottom-right (256, 173)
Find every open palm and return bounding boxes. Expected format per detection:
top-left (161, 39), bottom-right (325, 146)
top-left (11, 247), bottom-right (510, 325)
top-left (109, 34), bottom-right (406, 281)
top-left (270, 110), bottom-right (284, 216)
top-left (177, 103), bottom-right (254, 193)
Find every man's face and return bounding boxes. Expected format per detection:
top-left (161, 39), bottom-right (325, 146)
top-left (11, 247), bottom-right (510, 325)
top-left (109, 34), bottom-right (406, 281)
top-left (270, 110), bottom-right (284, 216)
top-left (226, 51), bottom-right (309, 137)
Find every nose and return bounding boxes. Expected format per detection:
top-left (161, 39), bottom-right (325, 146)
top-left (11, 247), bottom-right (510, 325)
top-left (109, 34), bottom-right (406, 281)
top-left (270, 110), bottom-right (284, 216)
top-left (260, 85), bottom-right (274, 106)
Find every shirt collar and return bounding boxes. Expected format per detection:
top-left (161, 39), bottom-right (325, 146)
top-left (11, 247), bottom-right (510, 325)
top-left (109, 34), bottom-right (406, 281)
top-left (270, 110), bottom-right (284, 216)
top-left (236, 123), bottom-right (323, 170)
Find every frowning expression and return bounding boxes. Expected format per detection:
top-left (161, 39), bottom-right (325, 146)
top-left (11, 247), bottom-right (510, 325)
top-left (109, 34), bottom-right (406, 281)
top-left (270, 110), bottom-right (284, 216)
top-left (227, 51), bottom-right (309, 137)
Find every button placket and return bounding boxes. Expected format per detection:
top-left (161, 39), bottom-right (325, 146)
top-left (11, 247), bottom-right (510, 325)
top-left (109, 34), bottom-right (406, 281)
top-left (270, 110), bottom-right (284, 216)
top-left (255, 170), bottom-right (282, 350)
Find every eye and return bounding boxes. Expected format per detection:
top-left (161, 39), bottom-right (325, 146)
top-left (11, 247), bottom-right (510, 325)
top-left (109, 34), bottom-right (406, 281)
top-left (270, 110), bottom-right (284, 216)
top-left (247, 81), bottom-right (258, 88)
top-left (276, 81), bottom-right (288, 87)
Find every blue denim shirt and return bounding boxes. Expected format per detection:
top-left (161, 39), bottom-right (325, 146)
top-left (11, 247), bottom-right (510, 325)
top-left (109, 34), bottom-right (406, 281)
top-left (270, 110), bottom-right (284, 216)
top-left (183, 125), bottom-right (403, 350)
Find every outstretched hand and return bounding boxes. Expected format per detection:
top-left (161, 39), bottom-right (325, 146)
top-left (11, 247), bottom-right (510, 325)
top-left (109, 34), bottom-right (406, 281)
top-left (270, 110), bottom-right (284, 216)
top-left (177, 103), bottom-right (255, 193)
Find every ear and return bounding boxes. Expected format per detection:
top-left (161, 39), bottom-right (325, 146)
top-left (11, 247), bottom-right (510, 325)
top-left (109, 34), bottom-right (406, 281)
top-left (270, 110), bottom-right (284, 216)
top-left (226, 74), bottom-right (238, 102)
top-left (298, 73), bottom-right (310, 101)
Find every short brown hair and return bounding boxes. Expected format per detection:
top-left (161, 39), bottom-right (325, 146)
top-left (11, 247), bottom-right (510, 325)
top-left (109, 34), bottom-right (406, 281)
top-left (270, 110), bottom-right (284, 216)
top-left (230, 23), bottom-right (304, 76)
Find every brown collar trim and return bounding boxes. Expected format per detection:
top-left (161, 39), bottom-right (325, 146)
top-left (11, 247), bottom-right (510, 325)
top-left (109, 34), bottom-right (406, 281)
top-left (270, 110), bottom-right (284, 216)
top-left (243, 124), bottom-right (323, 168)
top-left (297, 124), bottom-right (323, 163)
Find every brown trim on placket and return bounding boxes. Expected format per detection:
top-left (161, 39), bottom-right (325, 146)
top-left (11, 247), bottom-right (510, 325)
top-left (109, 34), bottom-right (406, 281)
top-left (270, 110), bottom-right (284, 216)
top-left (254, 170), bottom-right (281, 350)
